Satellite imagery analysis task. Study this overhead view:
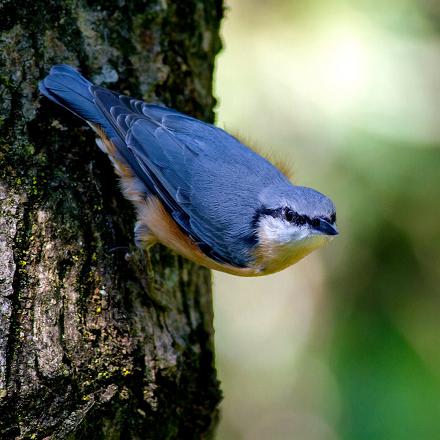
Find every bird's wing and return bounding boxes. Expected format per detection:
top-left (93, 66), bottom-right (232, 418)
top-left (91, 88), bottom-right (283, 268)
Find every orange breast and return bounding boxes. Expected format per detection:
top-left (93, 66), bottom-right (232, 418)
top-left (136, 196), bottom-right (259, 276)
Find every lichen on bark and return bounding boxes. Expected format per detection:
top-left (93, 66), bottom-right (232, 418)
top-left (0, 0), bottom-right (223, 438)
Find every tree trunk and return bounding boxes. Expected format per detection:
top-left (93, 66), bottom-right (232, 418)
top-left (0, 1), bottom-right (223, 438)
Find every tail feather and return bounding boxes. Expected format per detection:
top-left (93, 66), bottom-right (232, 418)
top-left (39, 64), bottom-right (117, 138)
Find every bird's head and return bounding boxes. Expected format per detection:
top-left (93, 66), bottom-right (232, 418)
top-left (253, 184), bottom-right (338, 274)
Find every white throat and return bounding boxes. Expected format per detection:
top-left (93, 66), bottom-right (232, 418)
top-left (255, 216), bottom-right (332, 275)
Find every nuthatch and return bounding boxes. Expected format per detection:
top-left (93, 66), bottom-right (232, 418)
top-left (39, 65), bottom-right (338, 276)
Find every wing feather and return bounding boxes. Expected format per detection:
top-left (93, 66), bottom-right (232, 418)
top-left (91, 89), bottom-right (287, 267)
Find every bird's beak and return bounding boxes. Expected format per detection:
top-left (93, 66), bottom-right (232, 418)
top-left (315, 219), bottom-right (339, 236)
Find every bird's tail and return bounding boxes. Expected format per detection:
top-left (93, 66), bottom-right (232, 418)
top-left (39, 64), bottom-right (116, 137)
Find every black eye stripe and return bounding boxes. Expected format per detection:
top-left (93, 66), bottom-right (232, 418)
top-left (284, 209), bottom-right (307, 226)
top-left (253, 206), bottom-right (336, 228)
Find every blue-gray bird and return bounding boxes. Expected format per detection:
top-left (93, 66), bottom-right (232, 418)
top-left (39, 65), bottom-right (338, 276)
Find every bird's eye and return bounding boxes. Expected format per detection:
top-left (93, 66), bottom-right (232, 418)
top-left (330, 213), bottom-right (337, 223)
top-left (284, 208), bottom-right (296, 223)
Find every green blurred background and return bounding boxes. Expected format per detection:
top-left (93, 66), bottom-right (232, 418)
top-left (212, 1), bottom-right (440, 439)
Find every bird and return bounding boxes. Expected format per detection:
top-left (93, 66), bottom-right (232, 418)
top-left (39, 64), bottom-right (338, 277)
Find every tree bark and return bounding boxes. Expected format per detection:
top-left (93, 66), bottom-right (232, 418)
top-left (0, 1), bottom-right (223, 438)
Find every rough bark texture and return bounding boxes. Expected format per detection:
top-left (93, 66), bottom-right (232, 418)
top-left (0, 1), bottom-right (223, 438)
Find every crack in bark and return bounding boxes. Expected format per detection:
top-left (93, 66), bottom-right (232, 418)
top-left (6, 200), bottom-right (31, 388)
